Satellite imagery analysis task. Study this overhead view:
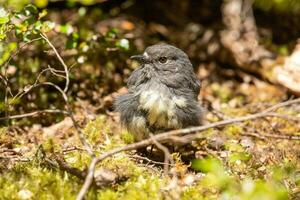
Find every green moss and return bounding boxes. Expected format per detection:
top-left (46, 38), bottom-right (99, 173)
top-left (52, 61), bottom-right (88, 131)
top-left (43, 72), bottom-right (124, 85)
top-left (211, 83), bottom-right (232, 103)
top-left (0, 162), bottom-right (80, 200)
top-left (225, 140), bottom-right (245, 152)
top-left (96, 189), bottom-right (118, 200)
top-left (120, 131), bottom-right (135, 144)
top-left (223, 124), bottom-right (242, 136)
top-left (239, 179), bottom-right (288, 200)
top-left (42, 137), bottom-right (60, 153)
top-left (84, 115), bottom-right (108, 145)
top-left (100, 154), bottom-right (143, 178)
top-left (181, 186), bottom-right (205, 200)
top-left (64, 150), bottom-right (92, 170)
top-left (113, 174), bottom-right (162, 200)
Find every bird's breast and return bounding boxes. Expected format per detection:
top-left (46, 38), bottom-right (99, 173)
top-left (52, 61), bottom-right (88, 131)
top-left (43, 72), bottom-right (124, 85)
top-left (138, 83), bottom-right (186, 129)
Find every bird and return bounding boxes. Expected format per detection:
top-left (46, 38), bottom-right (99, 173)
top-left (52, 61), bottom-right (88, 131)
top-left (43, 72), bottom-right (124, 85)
top-left (115, 44), bottom-right (203, 141)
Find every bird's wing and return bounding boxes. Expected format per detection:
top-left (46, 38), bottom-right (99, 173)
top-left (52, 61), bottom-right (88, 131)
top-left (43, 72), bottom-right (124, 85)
top-left (189, 74), bottom-right (201, 95)
top-left (127, 67), bottom-right (143, 88)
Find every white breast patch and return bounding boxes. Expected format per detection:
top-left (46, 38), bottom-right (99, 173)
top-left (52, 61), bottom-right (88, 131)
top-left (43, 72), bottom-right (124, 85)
top-left (139, 89), bottom-right (186, 129)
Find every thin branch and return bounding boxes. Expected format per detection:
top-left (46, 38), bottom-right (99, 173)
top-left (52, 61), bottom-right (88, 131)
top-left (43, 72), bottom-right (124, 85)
top-left (38, 34), bottom-right (93, 156)
top-left (40, 33), bottom-right (70, 93)
top-left (0, 74), bottom-right (6, 85)
top-left (0, 109), bottom-right (68, 121)
top-left (11, 67), bottom-right (50, 102)
top-left (53, 154), bottom-right (86, 179)
top-left (0, 156), bottom-right (31, 162)
top-left (2, 35), bottom-right (94, 158)
top-left (261, 98), bottom-right (300, 113)
top-left (76, 157), bottom-right (98, 200)
top-left (4, 80), bottom-right (94, 157)
top-left (242, 132), bottom-right (300, 140)
top-left (130, 155), bottom-right (175, 166)
top-left (150, 134), bottom-right (178, 191)
top-left (266, 113), bottom-right (300, 122)
top-left (40, 82), bottom-right (94, 156)
top-left (2, 37), bottom-right (43, 123)
top-left (2, 37), bottom-right (43, 71)
top-left (47, 65), bottom-right (67, 79)
top-left (61, 146), bottom-right (87, 154)
top-left (150, 134), bottom-right (173, 177)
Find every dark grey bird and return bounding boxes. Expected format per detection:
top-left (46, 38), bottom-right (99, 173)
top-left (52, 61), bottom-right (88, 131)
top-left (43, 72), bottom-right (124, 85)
top-left (115, 44), bottom-right (203, 141)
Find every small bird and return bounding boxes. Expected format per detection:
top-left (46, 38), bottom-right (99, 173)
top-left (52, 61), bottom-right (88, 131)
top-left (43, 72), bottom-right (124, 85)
top-left (115, 44), bottom-right (203, 141)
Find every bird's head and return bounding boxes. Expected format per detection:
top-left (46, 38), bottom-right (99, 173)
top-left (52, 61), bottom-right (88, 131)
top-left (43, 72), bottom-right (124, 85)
top-left (130, 44), bottom-right (193, 73)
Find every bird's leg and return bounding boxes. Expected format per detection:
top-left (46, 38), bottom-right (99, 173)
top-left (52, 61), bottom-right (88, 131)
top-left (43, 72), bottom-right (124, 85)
top-left (149, 145), bottom-right (154, 156)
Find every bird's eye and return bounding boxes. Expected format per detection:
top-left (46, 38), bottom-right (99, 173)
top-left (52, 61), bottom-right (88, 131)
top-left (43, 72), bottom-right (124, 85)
top-left (158, 57), bottom-right (167, 63)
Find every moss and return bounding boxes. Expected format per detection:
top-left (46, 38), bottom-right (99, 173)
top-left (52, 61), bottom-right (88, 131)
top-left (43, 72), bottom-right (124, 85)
top-left (120, 131), bottom-right (135, 144)
top-left (112, 174), bottom-right (163, 200)
top-left (223, 124), bottom-right (242, 136)
top-left (211, 83), bottom-right (233, 103)
top-left (42, 137), bottom-right (61, 153)
top-left (96, 189), bottom-right (119, 200)
top-left (0, 162), bottom-right (80, 200)
top-left (1, 98), bottom-right (298, 200)
top-left (181, 186), bottom-right (205, 200)
top-left (100, 153), bottom-right (143, 178)
top-left (84, 115), bottom-right (108, 145)
top-left (64, 150), bottom-right (92, 170)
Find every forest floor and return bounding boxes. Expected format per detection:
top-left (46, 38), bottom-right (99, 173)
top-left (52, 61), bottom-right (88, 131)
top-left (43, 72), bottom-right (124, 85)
top-left (1, 63), bottom-right (300, 199)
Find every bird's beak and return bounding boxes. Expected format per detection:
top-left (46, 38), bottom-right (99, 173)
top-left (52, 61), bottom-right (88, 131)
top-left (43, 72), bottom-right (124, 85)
top-left (130, 54), bottom-right (150, 63)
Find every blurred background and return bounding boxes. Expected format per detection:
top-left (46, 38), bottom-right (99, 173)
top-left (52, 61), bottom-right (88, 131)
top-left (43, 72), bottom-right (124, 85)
top-left (1, 0), bottom-right (300, 125)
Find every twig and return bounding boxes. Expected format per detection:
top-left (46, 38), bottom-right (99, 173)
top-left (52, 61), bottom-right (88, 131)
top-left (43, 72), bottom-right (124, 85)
top-left (0, 109), bottom-right (68, 120)
top-left (2, 33), bottom-right (94, 157)
top-left (77, 98), bottom-right (300, 199)
top-left (150, 134), bottom-right (173, 177)
top-left (267, 112), bottom-right (300, 122)
top-left (40, 33), bottom-right (70, 93)
top-left (261, 98), bottom-right (300, 113)
top-left (242, 132), bottom-right (300, 140)
top-left (150, 134), bottom-right (179, 191)
top-left (0, 156), bottom-right (31, 162)
top-left (61, 146), bottom-right (87, 154)
top-left (53, 154), bottom-right (86, 179)
top-left (0, 74), bottom-right (6, 86)
top-left (40, 33), bottom-right (93, 156)
top-left (2, 81), bottom-right (94, 157)
top-left (76, 157), bottom-right (98, 200)
top-left (130, 155), bottom-right (175, 166)
top-left (2, 37), bottom-right (43, 123)
top-left (0, 148), bottom-right (22, 155)
top-left (40, 82), bottom-right (94, 156)
top-left (47, 65), bottom-right (67, 79)
top-left (2, 37), bottom-right (43, 70)
top-left (11, 67), bottom-right (50, 102)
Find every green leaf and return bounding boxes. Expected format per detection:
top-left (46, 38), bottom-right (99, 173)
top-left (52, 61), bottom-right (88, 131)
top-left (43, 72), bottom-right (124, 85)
top-left (24, 5), bottom-right (38, 16)
top-left (34, 20), bottom-right (43, 31)
top-left (59, 24), bottom-right (74, 35)
top-left (229, 152), bottom-right (251, 163)
top-left (78, 7), bottom-right (87, 17)
top-left (0, 42), bottom-right (17, 65)
top-left (0, 7), bottom-right (9, 24)
top-left (116, 38), bottom-right (129, 51)
top-left (41, 21), bottom-right (55, 32)
top-left (35, 0), bottom-right (48, 8)
top-left (66, 32), bottom-right (79, 49)
top-left (106, 28), bottom-right (118, 38)
top-left (38, 9), bottom-right (48, 19)
top-left (191, 157), bottom-right (224, 173)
